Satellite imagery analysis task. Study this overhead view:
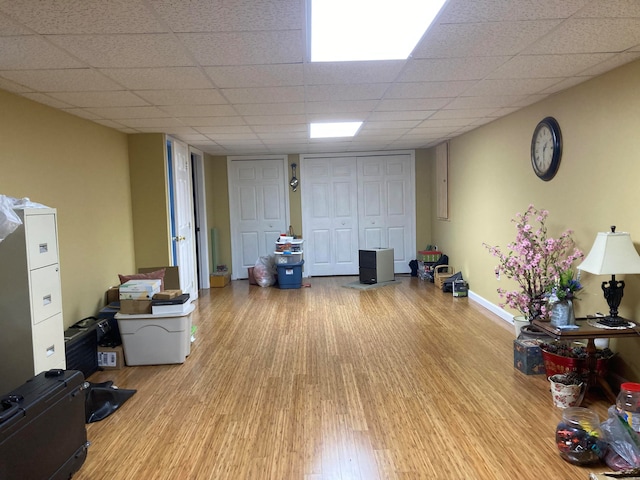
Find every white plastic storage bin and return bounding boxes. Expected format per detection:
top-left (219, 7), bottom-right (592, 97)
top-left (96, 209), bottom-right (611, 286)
top-left (274, 252), bottom-right (303, 264)
top-left (115, 303), bottom-right (194, 365)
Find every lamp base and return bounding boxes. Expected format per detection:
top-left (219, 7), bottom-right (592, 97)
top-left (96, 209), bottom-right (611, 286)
top-left (597, 316), bottom-right (631, 328)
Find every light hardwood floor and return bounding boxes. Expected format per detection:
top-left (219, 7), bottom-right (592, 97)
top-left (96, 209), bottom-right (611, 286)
top-left (76, 276), bottom-right (611, 480)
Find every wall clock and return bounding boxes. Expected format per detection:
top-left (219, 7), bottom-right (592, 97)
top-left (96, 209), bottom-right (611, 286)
top-left (531, 116), bottom-right (562, 181)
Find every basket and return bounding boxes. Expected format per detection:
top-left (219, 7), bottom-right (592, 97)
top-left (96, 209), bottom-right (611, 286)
top-left (541, 349), bottom-right (610, 377)
top-left (417, 250), bottom-right (442, 262)
top-left (434, 265), bottom-right (455, 289)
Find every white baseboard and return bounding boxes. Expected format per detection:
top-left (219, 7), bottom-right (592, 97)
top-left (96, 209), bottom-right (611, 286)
top-left (468, 289), bottom-right (514, 325)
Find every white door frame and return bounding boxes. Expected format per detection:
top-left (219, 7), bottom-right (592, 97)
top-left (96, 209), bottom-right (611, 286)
top-left (227, 155), bottom-right (291, 280)
top-left (190, 147), bottom-right (210, 289)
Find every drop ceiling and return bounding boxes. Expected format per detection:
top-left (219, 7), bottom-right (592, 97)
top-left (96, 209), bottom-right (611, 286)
top-left (1, 0), bottom-right (639, 156)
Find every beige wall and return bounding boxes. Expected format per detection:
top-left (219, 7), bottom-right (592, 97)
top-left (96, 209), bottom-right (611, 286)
top-left (0, 90), bottom-right (135, 327)
top-left (429, 58), bottom-right (640, 381)
top-left (204, 155), bottom-right (231, 272)
top-left (415, 148), bottom-right (433, 250)
top-left (127, 133), bottom-right (172, 268)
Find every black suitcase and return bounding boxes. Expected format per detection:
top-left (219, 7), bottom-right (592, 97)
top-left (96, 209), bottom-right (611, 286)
top-left (0, 369), bottom-right (89, 480)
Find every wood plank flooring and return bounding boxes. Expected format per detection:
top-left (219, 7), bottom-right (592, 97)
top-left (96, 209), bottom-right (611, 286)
top-left (75, 276), bottom-right (611, 479)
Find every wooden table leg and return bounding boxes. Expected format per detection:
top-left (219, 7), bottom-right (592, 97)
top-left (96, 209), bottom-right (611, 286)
top-left (585, 338), bottom-right (616, 403)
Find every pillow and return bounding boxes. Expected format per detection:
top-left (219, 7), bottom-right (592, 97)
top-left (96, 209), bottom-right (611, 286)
top-left (118, 268), bottom-right (166, 291)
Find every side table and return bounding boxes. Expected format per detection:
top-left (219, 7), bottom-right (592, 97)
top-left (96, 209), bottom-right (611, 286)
top-left (532, 317), bottom-right (640, 402)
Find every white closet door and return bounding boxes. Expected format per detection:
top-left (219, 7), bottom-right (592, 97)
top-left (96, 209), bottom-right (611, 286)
top-left (301, 151), bottom-right (415, 276)
top-left (302, 156), bottom-right (359, 276)
top-left (228, 157), bottom-right (288, 279)
top-left (357, 154), bottom-right (414, 274)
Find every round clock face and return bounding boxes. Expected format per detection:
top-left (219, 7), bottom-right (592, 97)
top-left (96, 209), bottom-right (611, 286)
top-left (531, 117), bottom-right (562, 181)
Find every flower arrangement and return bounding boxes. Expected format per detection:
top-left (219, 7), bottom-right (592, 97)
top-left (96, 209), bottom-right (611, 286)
top-left (547, 268), bottom-right (583, 303)
top-left (484, 205), bottom-right (583, 320)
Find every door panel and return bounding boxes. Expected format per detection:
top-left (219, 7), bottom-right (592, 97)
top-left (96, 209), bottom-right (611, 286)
top-left (229, 158), bottom-right (288, 279)
top-left (357, 154), bottom-right (414, 274)
top-left (302, 156), bottom-right (359, 276)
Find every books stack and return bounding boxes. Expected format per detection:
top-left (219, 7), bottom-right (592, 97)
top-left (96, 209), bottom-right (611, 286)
top-left (151, 293), bottom-right (191, 315)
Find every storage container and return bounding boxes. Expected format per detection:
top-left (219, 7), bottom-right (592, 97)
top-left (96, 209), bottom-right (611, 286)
top-left (555, 407), bottom-right (605, 465)
top-left (115, 303), bottom-right (194, 365)
top-left (276, 260), bottom-right (304, 289)
top-left (616, 382), bottom-right (640, 433)
top-left (275, 252), bottom-right (303, 264)
top-left (417, 250), bottom-right (441, 262)
top-left (434, 265), bottom-right (454, 289)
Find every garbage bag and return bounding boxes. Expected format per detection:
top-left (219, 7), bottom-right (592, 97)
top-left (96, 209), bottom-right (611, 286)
top-left (254, 255), bottom-right (277, 287)
top-left (0, 195), bottom-right (49, 243)
top-left (84, 381), bottom-right (137, 423)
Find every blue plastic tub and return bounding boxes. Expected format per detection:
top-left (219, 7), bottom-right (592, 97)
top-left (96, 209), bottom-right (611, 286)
top-left (276, 260), bottom-right (304, 289)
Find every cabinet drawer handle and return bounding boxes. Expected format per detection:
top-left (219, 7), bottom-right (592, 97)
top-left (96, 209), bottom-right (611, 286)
top-left (43, 294), bottom-right (52, 306)
top-left (46, 345), bottom-right (55, 357)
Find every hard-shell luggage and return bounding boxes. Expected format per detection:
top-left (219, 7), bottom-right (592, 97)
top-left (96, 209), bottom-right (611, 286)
top-left (0, 369), bottom-right (89, 480)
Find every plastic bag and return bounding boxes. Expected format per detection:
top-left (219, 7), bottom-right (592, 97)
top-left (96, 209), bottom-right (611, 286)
top-left (0, 195), bottom-right (22, 243)
top-left (253, 255), bottom-right (277, 287)
top-left (601, 405), bottom-right (640, 468)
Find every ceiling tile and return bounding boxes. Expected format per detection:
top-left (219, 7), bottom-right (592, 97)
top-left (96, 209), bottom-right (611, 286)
top-left (59, 108), bottom-right (104, 120)
top-left (304, 61), bottom-right (405, 85)
top-left (243, 115), bottom-right (306, 126)
top-left (462, 78), bottom-right (563, 96)
top-left (0, 69), bottom-right (123, 91)
top-left (48, 91), bottom-right (149, 108)
top-left (376, 98), bottom-right (450, 112)
top-left (0, 36), bottom-right (84, 69)
top-left (399, 57), bottom-right (510, 82)
top-left (235, 102), bottom-right (305, 116)
top-left (413, 20), bottom-right (562, 58)
top-left (48, 34), bottom-right (195, 68)
top-left (83, 106), bottom-right (169, 119)
top-left (134, 89), bottom-right (226, 106)
top-left (576, 0), bottom-right (640, 18)
top-left (222, 86), bottom-right (304, 104)
top-left (149, 0), bottom-right (303, 32)
top-left (0, 75), bottom-right (32, 92)
top-left (20, 92), bottom-right (73, 109)
top-left (440, 0), bottom-right (588, 22)
top-left (0, 12), bottom-right (31, 34)
top-left (430, 108), bottom-right (499, 119)
top-left (0, 0), bottom-right (166, 34)
top-left (178, 31), bottom-right (303, 66)
top-left (525, 18), bottom-right (640, 54)
top-left (366, 111), bottom-right (436, 122)
top-left (117, 117), bottom-right (186, 128)
top-left (158, 104), bottom-right (236, 117)
top-left (305, 100), bottom-right (378, 115)
top-left (487, 53), bottom-right (616, 79)
top-left (306, 84), bottom-right (389, 102)
top-left (186, 117), bottom-right (247, 128)
top-left (99, 67), bottom-right (212, 90)
top-left (445, 95), bottom-right (528, 109)
top-left (576, 51), bottom-right (640, 77)
top-left (205, 64), bottom-right (304, 88)
top-left (384, 81), bottom-right (476, 99)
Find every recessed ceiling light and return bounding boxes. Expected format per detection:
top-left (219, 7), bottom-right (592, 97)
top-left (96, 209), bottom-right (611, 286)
top-left (310, 122), bottom-right (363, 138)
top-left (310, 0), bottom-right (447, 62)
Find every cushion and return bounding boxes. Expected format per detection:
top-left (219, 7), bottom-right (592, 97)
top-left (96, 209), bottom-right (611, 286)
top-left (118, 268), bottom-right (166, 291)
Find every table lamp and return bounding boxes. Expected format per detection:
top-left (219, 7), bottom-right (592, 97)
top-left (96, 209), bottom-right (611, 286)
top-left (577, 226), bottom-right (640, 327)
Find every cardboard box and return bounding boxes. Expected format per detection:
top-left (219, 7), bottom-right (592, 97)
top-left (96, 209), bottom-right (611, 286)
top-left (106, 286), bottom-right (119, 305)
top-left (513, 339), bottom-right (545, 375)
top-left (154, 289), bottom-right (183, 300)
top-left (120, 299), bottom-right (152, 314)
top-left (210, 272), bottom-right (230, 288)
top-left (97, 345), bottom-right (124, 370)
top-left (119, 279), bottom-right (162, 299)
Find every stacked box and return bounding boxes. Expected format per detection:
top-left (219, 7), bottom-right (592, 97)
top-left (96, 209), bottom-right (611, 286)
top-left (513, 339), bottom-right (545, 375)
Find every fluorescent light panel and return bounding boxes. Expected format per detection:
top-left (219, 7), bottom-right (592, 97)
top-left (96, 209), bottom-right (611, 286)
top-left (310, 0), bottom-right (447, 62)
top-left (310, 122), bottom-right (363, 138)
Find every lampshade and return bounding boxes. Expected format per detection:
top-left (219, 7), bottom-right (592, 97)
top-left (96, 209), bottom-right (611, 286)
top-left (577, 230), bottom-right (640, 275)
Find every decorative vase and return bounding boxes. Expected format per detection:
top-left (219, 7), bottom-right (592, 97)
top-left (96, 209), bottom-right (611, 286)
top-left (550, 299), bottom-right (575, 327)
top-left (513, 315), bottom-right (529, 338)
